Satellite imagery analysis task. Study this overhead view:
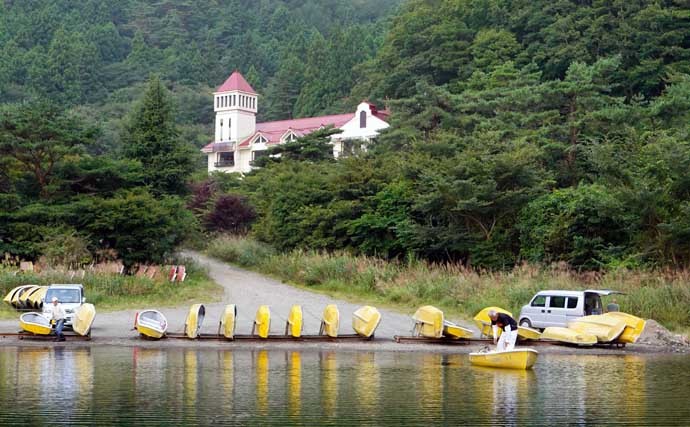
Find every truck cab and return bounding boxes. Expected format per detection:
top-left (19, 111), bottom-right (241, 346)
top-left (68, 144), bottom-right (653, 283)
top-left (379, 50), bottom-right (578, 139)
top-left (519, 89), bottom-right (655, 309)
top-left (42, 284), bottom-right (85, 327)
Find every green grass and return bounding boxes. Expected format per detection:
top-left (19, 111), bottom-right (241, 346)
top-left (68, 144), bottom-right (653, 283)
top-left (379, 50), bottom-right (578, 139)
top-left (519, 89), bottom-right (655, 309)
top-left (207, 236), bottom-right (690, 333)
top-left (0, 258), bottom-right (222, 320)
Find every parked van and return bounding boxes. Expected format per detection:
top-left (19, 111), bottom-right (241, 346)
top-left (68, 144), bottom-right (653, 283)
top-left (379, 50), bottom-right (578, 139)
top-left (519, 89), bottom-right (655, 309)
top-left (518, 290), bottom-right (620, 329)
top-left (42, 284), bottom-right (85, 327)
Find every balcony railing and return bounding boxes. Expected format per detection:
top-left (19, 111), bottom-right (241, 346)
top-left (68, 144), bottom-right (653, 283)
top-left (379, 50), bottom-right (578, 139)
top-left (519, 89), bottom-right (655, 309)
top-left (214, 160), bottom-right (235, 168)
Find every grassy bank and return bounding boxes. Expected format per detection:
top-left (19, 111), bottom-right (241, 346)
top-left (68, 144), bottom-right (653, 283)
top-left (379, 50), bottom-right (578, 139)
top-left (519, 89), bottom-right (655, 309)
top-left (208, 236), bottom-right (690, 333)
top-left (0, 258), bottom-right (222, 320)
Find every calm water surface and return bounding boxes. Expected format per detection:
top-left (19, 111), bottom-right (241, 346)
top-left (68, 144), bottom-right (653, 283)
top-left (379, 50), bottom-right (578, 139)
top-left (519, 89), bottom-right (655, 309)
top-left (0, 346), bottom-right (689, 426)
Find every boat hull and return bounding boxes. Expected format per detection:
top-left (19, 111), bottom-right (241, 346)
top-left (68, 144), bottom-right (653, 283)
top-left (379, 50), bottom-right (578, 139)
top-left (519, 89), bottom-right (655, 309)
top-left (412, 305), bottom-right (444, 338)
top-left (136, 310), bottom-right (168, 339)
top-left (352, 305), bottom-right (382, 338)
top-left (220, 304), bottom-right (237, 339)
top-left (517, 326), bottom-right (542, 340)
top-left (542, 326), bottom-right (597, 346)
top-left (321, 304), bottom-right (340, 337)
top-left (442, 320), bottom-right (473, 339)
top-left (254, 305), bottom-right (271, 338)
top-left (568, 320), bottom-right (625, 343)
top-left (27, 286), bottom-right (48, 310)
top-left (469, 349), bottom-right (539, 370)
top-left (603, 312), bottom-right (646, 344)
top-left (473, 306), bottom-right (512, 338)
top-left (73, 303), bottom-right (96, 336)
top-left (185, 304), bottom-right (206, 339)
top-left (19, 312), bottom-right (53, 335)
top-left (287, 305), bottom-right (303, 338)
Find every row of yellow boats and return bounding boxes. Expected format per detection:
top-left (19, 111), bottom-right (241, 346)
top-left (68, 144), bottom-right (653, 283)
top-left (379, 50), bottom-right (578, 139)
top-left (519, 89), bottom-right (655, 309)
top-left (17, 304), bottom-right (96, 337)
top-left (541, 312), bottom-right (646, 346)
top-left (3, 285), bottom-right (48, 310)
top-left (134, 304), bottom-right (383, 340)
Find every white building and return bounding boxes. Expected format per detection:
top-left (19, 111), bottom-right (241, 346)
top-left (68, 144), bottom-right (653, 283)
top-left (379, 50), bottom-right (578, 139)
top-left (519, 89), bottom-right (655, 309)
top-left (201, 70), bottom-right (390, 174)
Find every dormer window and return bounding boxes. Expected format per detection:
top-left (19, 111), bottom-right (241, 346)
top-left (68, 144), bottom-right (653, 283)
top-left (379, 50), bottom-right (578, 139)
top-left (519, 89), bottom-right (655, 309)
top-left (283, 131), bottom-right (297, 143)
top-left (359, 110), bottom-right (367, 128)
top-left (253, 135), bottom-right (268, 144)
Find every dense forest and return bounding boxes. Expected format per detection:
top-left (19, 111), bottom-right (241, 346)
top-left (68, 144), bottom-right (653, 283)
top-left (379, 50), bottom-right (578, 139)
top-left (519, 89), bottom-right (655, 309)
top-left (3, 0), bottom-right (690, 270)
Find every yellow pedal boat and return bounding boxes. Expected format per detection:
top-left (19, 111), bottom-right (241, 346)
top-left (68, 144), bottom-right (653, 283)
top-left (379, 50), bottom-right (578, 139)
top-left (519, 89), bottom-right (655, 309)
top-left (253, 305), bottom-right (271, 338)
top-left (442, 320), bottom-right (473, 339)
top-left (135, 310), bottom-right (168, 339)
top-left (286, 305), bottom-right (303, 338)
top-left (517, 326), bottom-right (542, 340)
top-left (72, 303), bottom-right (96, 336)
top-left (320, 304), bottom-right (340, 337)
top-left (469, 349), bottom-right (539, 370)
top-left (473, 306), bottom-right (512, 338)
top-left (184, 304), bottom-right (206, 339)
top-left (412, 305), bottom-right (444, 338)
top-left (603, 312), bottom-right (646, 343)
top-left (10, 285), bottom-right (36, 308)
top-left (568, 319), bottom-right (625, 343)
top-left (542, 326), bottom-right (597, 346)
top-left (219, 304), bottom-right (237, 339)
top-left (19, 312), bottom-right (53, 335)
top-left (27, 286), bottom-right (48, 310)
top-left (20, 286), bottom-right (42, 309)
top-left (352, 305), bottom-right (382, 338)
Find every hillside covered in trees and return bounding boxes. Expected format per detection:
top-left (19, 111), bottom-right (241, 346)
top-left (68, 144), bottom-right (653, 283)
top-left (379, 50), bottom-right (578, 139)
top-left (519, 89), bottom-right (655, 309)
top-left (3, 0), bottom-right (690, 271)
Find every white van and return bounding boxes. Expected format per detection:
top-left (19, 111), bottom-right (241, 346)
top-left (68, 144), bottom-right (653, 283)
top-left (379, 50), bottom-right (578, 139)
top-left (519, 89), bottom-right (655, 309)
top-left (42, 284), bottom-right (86, 327)
top-left (518, 289), bottom-right (620, 329)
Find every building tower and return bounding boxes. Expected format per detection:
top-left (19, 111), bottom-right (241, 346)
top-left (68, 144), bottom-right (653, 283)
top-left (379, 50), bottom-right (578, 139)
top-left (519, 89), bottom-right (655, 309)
top-left (213, 70), bottom-right (257, 144)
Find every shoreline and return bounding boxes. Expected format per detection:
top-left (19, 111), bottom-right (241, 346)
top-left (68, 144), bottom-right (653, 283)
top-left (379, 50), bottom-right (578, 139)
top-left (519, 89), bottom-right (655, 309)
top-left (1, 334), bottom-right (686, 355)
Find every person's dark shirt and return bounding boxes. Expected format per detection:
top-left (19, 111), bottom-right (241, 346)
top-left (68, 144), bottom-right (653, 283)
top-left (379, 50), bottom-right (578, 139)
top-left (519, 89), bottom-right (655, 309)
top-left (491, 313), bottom-right (517, 331)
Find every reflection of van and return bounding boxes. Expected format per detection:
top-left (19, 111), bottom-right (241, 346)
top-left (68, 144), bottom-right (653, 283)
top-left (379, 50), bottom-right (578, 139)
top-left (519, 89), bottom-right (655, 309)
top-left (42, 284), bottom-right (85, 327)
top-left (518, 290), bottom-right (620, 329)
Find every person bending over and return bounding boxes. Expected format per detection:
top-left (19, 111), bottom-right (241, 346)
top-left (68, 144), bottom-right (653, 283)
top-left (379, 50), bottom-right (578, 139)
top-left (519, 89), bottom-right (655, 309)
top-left (48, 297), bottom-right (66, 342)
top-left (489, 310), bottom-right (517, 351)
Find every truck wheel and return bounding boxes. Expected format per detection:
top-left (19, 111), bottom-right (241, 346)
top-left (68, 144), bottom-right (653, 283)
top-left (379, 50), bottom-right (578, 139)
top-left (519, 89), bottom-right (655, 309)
top-left (519, 318), bottom-right (532, 328)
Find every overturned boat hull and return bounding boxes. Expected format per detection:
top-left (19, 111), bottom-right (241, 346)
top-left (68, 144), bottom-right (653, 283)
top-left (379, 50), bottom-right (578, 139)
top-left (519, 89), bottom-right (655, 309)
top-left (473, 306), bottom-right (512, 338)
top-left (518, 326), bottom-right (542, 340)
top-left (443, 320), bottom-right (473, 339)
top-left (542, 327), bottom-right (597, 346)
top-left (320, 304), bottom-right (340, 338)
top-left (286, 305), bottom-right (303, 338)
top-left (412, 305), bottom-right (444, 338)
top-left (220, 304), bottom-right (237, 339)
top-left (185, 304), bottom-right (206, 339)
top-left (254, 305), bottom-right (271, 338)
top-left (469, 349), bottom-right (538, 370)
top-left (568, 320), bottom-right (625, 343)
top-left (19, 312), bottom-right (53, 335)
top-left (73, 303), bottom-right (96, 336)
top-left (602, 312), bottom-right (646, 344)
top-left (352, 305), bottom-right (382, 338)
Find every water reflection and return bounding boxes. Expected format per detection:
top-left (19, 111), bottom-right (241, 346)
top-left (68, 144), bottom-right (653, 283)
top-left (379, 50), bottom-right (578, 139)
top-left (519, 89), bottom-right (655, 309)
top-left (0, 347), bottom-right (686, 426)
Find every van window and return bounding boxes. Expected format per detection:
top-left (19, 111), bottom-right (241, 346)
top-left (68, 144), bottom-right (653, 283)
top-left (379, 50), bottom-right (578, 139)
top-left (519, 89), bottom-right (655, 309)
top-left (531, 295), bottom-right (546, 307)
top-left (549, 296), bottom-right (566, 308)
top-left (567, 297), bottom-right (578, 309)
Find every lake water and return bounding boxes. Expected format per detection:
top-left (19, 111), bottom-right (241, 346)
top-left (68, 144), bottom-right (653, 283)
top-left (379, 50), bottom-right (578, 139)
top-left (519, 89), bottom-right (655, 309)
top-left (0, 346), bottom-right (689, 426)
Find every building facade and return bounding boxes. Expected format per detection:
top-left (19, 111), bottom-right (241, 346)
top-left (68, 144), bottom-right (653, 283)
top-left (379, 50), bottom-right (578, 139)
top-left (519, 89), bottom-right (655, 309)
top-left (201, 71), bottom-right (390, 174)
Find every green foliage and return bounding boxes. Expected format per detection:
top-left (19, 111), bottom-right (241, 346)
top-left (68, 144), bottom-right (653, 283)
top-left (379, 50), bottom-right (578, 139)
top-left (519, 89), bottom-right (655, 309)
top-left (121, 75), bottom-right (196, 195)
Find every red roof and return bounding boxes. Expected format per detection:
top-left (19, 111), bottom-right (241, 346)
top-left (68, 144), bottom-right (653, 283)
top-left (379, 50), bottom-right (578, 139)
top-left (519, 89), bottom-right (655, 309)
top-left (238, 113), bottom-right (354, 148)
top-left (216, 70), bottom-right (256, 94)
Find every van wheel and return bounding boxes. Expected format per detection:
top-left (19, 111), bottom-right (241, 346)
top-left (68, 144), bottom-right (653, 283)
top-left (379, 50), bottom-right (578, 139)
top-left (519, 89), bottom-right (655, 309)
top-left (519, 319), bottom-right (532, 328)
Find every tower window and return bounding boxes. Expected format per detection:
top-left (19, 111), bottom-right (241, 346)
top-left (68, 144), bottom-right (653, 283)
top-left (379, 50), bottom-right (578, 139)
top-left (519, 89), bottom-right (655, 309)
top-left (359, 111), bottom-right (367, 128)
top-left (220, 119), bottom-right (223, 140)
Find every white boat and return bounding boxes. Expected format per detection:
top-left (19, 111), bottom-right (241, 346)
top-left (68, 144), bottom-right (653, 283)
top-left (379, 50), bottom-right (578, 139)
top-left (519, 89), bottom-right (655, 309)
top-left (135, 310), bottom-right (168, 339)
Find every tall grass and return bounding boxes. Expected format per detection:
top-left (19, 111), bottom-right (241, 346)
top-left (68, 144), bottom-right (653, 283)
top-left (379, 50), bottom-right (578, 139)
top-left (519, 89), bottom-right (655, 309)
top-left (207, 237), bottom-right (690, 331)
top-left (0, 257), bottom-right (222, 319)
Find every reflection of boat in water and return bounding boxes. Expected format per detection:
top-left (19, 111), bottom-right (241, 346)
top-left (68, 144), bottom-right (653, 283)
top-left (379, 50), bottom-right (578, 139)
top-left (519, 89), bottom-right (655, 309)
top-left (219, 304), bottom-right (237, 339)
top-left (255, 350), bottom-right (269, 415)
top-left (288, 352), bottom-right (301, 416)
top-left (135, 310), bottom-right (168, 339)
top-left (541, 326), bottom-right (597, 346)
top-left (412, 306), bottom-right (444, 338)
top-left (568, 319), bottom-right (625, 343)
top-left (253, 305), bottom-right (271, 338)
top-left (469, 349), bottom-right (538, 370)
top-left (19, 312), bottom-right (53, 335)
top-left (184, 304), bottom-right (206, 339)
top-left (473, 306), bottom-right (512, 338)
top-left (72, 303), bottom-right (96, 336)
top-left (352, 306), bottom-right (381, 338)
top-left (286, 305), bottom-right (303, 338)
top-left (320, 352), bottom-right (338, 417)
top-left (443, 320), bottom-right (474, 339)
top-left (320, 304), bottom-right (339, 338)
top-left (603, 312), bottom-right (646, 344)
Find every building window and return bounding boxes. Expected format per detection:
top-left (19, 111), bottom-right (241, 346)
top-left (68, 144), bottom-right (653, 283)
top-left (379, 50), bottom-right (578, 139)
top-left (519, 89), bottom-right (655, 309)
top-left (252, 150), bottom-right (268, 161)
top-left (215, 152), bottom-right (234, 167)
top-left (219, 119), bottom-right (223, 140)
top-left (341, 139), bottom-right (363, 157)
top-left (359, 110), bottom-right (367, 128)
top-left (284, 132), bottom-right (297, 143)
top-left (216, 97), bottom-right (219, 108)
top-left (254, 135), bottom-right (267, 144)
top-left (232, 94), bottom-right (236, 106)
